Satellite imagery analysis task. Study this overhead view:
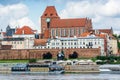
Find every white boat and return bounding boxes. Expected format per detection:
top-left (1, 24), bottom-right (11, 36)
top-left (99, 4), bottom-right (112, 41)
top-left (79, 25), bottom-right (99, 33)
top-left (99, 69), bottom-right (112, 73)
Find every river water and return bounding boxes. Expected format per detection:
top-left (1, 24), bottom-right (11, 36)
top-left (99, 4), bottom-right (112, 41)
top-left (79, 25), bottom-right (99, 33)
top-left (0, 73), bottom-right (120, 80)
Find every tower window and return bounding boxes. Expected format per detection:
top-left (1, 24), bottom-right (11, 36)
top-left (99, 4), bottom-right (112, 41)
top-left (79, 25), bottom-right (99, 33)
top-left (45, 14), bottom-right (47, 16)
top-left (50, 14), bottom-right (53, 16)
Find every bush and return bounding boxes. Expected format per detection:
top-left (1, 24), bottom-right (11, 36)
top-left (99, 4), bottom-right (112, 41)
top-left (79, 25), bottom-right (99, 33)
top-left (29, 59), bottom-right (37, 63)
top-left (96, 61), bottom-right (106, 65)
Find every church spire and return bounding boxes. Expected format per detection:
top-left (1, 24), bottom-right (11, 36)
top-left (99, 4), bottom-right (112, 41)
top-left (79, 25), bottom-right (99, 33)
top-left (41, 6), bottom-right (60, 18)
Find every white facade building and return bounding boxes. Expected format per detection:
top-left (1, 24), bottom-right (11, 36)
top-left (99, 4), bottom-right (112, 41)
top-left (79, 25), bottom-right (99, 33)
top-left (34, 35), bottom-right (105, 56)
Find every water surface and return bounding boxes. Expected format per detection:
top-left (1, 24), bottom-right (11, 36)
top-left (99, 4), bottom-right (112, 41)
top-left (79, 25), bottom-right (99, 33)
top-left (0, 73), bottom-right (120, 80)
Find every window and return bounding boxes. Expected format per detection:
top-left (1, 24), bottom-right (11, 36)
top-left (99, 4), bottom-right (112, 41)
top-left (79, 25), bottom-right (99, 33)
top-left (50, 13), bottom-right (53, 16)
top-left (51, 29), bottom-right (54, 37)
top-left (95, 42), bottom-right (96, 44)
top-left (83, 42), bottom-right (85, 45)
top-left (63, 29), bottom-right (66, 36)
top-left (78, 28), bottom-right (81, 35)
top-left (56, 28), bottom-right (58, 36)
top-left (61, 29), bottom-right (64, 36)
top-left (81, 28), bottom-right (84, 33)
top-left (70, 28), bottom-right (73, 36)
top-left (74, 42), bottom-right (76, 45)
top-left (62, 42), bottom-right (63, 45)
top-left (45, 14), bottom-right (47, 16)
top-left (74, 28), bottom-right (76, 35)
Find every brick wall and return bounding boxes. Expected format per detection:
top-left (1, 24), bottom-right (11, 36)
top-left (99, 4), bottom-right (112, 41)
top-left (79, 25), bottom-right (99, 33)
top-left (0, 48), bottom-right (100, 60)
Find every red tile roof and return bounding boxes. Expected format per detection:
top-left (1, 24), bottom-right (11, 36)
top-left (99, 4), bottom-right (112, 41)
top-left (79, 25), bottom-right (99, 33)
top-left (15, 26), bottom-right (35, 35)
top-left (34, 39), bottom-right (48, 46)
top-left (98, 29), bottom-right (112, 34)
top-left (50, 18), bottom-right (87, 28)
top-left (41, 6), bottom-right (59, 18)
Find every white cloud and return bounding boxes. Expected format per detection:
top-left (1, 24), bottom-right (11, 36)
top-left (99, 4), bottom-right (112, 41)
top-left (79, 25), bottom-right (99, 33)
top-left (99, 0), bottom-right (120, 17)
top-left (0, 3), bottom-right (36, 31)
top-left (59, 0), bottom-right (120, 34)
top-left (9, 17), bottom-right (36, 29)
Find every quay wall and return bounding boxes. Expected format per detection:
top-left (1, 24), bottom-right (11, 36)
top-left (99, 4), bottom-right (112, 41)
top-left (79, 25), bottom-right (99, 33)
top-left (0, 48), bottom-right (100, 59)
top-left (65, 65), bottom-right (100, 73)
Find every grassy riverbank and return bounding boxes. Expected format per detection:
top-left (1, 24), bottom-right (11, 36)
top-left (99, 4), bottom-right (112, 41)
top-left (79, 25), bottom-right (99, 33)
top-left (0, 59), bottom-right (29, 63)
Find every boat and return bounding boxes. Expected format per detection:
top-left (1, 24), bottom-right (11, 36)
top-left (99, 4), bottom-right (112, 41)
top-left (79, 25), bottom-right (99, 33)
top-left (99, 69), bottom-right (112, 73)
top-left (11, 63), bottom-right (64, 74)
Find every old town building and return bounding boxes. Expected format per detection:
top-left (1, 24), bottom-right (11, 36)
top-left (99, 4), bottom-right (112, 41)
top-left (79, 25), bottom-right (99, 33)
top-left (34, 35), bottom-right (105, 56)
top-left (41, 6), bottom-right (92, 38)
top-left (0, 6), bottom-right (118, 59)
top-left (2, 26), bottom-right (36, 49)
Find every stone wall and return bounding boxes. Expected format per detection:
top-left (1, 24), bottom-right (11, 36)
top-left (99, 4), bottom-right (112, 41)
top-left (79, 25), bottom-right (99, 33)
top-left (0, 48), bottom-right (100, 60)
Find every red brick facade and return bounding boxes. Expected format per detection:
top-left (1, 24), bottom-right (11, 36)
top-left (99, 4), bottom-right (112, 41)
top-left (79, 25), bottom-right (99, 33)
top-left (0, 48), bottom-right (100, 60)
top-left (41, 6), bottom-right (92, 38)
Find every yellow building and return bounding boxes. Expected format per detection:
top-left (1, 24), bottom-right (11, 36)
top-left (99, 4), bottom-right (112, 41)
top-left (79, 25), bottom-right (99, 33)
top-left (110, 39), bottom-right (118, 54)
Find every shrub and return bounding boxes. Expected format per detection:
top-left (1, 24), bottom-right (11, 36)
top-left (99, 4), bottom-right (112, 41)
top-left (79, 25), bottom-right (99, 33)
top-left (29, 59), bottom-right (37, 63)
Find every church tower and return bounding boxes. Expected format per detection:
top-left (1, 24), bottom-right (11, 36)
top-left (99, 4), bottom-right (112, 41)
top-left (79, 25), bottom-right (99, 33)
top-left (41, 6), bottom-right (60, 34)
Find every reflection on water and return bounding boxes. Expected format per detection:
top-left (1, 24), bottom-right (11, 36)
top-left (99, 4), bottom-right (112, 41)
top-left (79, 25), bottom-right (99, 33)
top-left (0, 73), bottom-right (120, 80)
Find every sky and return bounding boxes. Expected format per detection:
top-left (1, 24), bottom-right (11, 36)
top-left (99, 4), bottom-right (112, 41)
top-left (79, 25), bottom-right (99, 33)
top-left (0, 0), bottom-right (120, 35)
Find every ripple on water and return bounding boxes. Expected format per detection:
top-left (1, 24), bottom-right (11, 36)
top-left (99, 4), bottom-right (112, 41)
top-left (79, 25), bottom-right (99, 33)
top-left (0, 73), bottom-right (120, 80)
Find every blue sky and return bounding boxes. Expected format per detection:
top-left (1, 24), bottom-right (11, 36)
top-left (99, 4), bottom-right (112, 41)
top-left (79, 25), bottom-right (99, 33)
top-left (0, 0), bottom-right (120, 34)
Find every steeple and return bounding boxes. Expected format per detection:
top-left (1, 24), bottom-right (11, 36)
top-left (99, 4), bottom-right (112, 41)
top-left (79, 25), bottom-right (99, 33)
top-left (110, 27), bottom-right (113, 34)
top-left (6, 25), bottom-right (11, 31)
top-left (41, 6), bottom-right (60, 34)
top-left (41, 6), bottom-right (60, 18)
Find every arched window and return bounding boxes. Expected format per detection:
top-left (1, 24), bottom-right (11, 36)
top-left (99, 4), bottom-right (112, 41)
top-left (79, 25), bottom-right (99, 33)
top-left (69, 51), bottom-right (78, 59)
top-left (43, 52), bottom-right (52, 59)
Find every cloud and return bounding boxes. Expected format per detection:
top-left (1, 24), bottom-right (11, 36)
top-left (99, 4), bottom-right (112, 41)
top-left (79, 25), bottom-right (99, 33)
top-left (0, 3), bottom-right (36, 31)
top-left (10, 17), bottom-right (36, 29)
top-left (59, 0), bottom-right (120, 34)
top-left (99, 0), bottom-right (120, 17)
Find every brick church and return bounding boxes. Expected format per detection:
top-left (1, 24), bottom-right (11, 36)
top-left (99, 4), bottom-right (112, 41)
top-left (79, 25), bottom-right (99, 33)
top-left (40, 6), bottom-right (92, 39)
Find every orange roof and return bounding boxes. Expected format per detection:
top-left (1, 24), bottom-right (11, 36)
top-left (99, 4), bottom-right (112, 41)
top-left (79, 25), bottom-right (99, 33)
top-left (95, 33), bottom-right (107, 39)
top-left (98, 29), bottom-right (112, 34)
top-left (80, 32), bottom-right (91, 37)
top-left (50, 18), bottom-right (87, 28)
top-left (15, 26), bottom-right (35, 35)
top-left (34, 39), bottom-right (48, 46)
top-left (41, 6), bottom-right (59, 18)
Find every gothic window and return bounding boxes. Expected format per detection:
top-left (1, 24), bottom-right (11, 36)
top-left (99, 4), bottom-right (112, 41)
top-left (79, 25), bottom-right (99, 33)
top-left (70, 28), bottom-right (73, 36)
top-left (51, 29), bottom-right (54, 37)
top-left (63, 29), bottom-right (66, 36)
top-left (74, 28), bottom-right (76, 35)
top-left (60, 28), bottom-right (62, 37)
top-left (56, 28), bottom-right (58, 36)
top-left (81, 28), bottom-right (84, 34)
top-left (61, 28), bottom-right (64, 36)
top-left (78, 28), bottom-right (81, 35)
top-left (68, 29), bottom-right (70, 37)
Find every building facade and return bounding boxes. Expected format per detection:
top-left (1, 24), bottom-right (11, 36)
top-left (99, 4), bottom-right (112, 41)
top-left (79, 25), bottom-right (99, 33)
top-left (41, 6), bottom-right (92, 38)
top-left (34, 35), bottom-right (105, 56)
top-left (2, 26), bottom-right (36, 49)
